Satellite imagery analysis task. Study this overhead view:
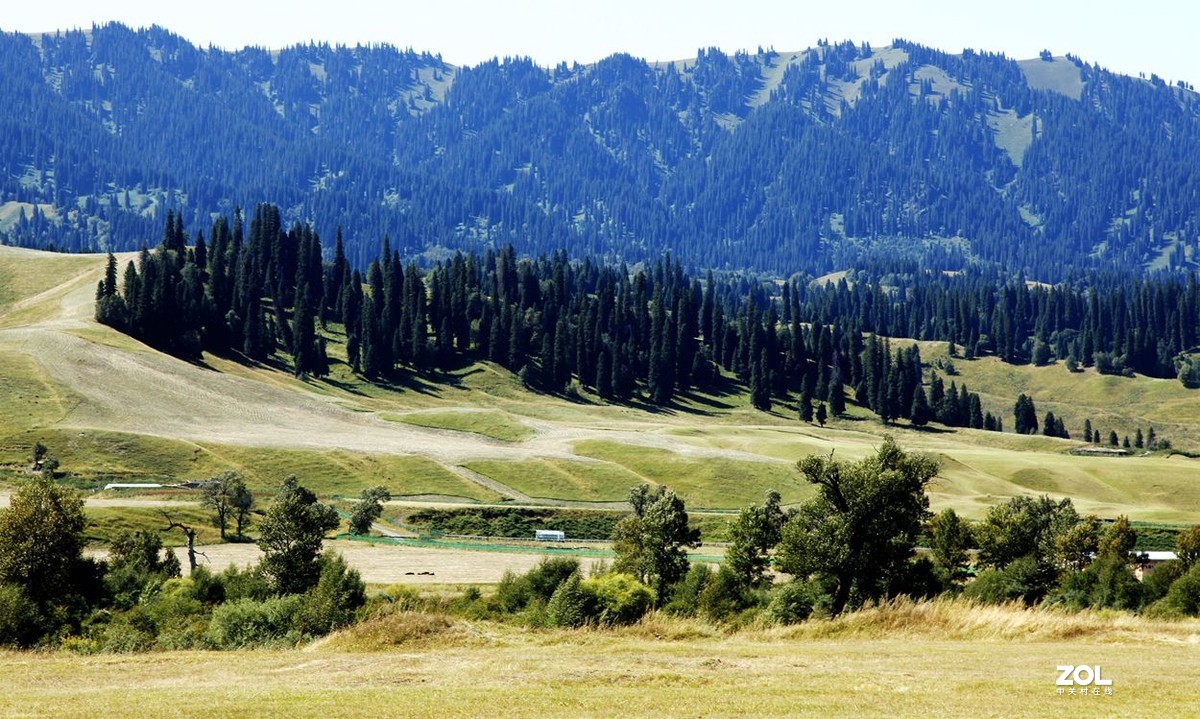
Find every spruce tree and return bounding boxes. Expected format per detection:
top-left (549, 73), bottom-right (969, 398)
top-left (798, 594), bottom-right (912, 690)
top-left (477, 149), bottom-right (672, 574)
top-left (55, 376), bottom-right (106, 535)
top-left (799, 375), bottom-right (814, 422)
top-left (909, 385), bottom-right (930, 426)
top-left (968, 393), bottom-right (984, 429)
top-left (1043, 411), bottom-right (1057, 437)
top-left (827, 375), bottom-right (846, 417)
top-left (751, 347), bottom-right (772, 411)
top-left (103, 252), bottom-right (118, 297)
top-left (596, 349), bottom-right (612, 399)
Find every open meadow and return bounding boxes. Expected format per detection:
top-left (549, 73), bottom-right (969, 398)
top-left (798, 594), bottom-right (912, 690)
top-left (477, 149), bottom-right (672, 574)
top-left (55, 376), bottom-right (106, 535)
top-left (2, 602), bottom-right (1198, 718)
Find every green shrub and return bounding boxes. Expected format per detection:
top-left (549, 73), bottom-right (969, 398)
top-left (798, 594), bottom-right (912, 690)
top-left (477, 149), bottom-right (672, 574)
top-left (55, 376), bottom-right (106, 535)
top-left (492, 570), bottom-right (532, 613)
top-left (360, 584), bottom-right (424, 624)
top-left (1159, 563), bottom-right (1200, 616)
top-left (490, 557), bottom-right (580, 614)
top-left (546, 572), bottom-right (589, 628)
top-left (962, 556), bottom-right (1055, 605)
top-left (1080, 554), bottom-right (1142, 609)
top-left (216, 564), bottom-right (272, 602)
top-left (447, 586), bottom-right (487, 619)
top-left (100, 621), bottom-right (154, 654)
top-left (296, 553), bottom-right (366, 635)
top-left (204, 595), bottom-right (305, 648)
top-left (144, 578), bottom-right (207, 640)
top-left (0, 583), bottom-right (43, 647)
top-left (524, 557), bottom-right (581, 603)
top-left (103, 530), bottom-right (181, 610)
top-left (895, 556), bottom-right (945, 600)
top-left (663, 564), bottom-right (713, 617)
top-left (187, 566), bottom-right (225, 604)
top-left (580, 573), bottom-right (655, 625)
top-left (1141, 560), bottom-right (1185, 604)
top-left (407, 507), bottom-right (624, 541)
top-left (697, 566), bottom-right (752, 621)
top-left (380, 584), bottom-right (423, 611)
top-left (765, 581), bottom-right (815, 625)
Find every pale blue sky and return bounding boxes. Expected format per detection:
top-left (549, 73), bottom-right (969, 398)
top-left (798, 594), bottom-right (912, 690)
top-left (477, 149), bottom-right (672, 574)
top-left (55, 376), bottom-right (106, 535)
top-left (4, 1), bottom-right (1196, 85)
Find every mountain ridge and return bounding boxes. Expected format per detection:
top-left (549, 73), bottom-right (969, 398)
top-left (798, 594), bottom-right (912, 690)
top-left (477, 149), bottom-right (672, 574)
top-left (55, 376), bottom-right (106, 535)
top-left (2, 24), bottom-right (1199, 279)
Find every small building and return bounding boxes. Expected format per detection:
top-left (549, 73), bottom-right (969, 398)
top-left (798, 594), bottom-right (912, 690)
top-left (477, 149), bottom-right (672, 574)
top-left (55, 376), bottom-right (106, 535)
top-left (1134, 550), bottom-right (1178, 581)
top-left (103, 482), bottom-right (165, 490)
top-left (535, 529), bottom-right (566, 542)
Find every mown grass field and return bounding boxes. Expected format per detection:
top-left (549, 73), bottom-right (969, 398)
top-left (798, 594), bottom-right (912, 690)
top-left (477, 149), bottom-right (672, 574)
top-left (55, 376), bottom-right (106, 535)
top-left (84, 505), bottom-right (223, 546)
top-left (3, 602), bottom-right (1198, 718)
top-left (571, 440), bottom-right (813, 509)
top-left (384, 408), bottom-right (535, 442)
top-left (0, 430), bottom-right (501, 503)
top-left (462, 457), bottom-right (643, 502)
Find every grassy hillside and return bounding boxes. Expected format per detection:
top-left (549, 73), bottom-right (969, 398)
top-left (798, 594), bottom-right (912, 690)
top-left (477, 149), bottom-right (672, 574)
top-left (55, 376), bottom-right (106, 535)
top-left (3, 246), bottom-right (1200, 523)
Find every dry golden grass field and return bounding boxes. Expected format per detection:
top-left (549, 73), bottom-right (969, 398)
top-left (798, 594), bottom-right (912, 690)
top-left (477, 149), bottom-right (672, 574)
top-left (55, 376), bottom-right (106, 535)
top-left (2, 601), bottom-right (1198, 718)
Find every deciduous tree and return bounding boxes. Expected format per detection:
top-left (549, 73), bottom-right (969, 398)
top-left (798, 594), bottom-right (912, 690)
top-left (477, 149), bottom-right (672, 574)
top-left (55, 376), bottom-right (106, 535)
top-left (257, 476), bottom-right (340, 594)
top-left (774, 436), bottom-right (938, 616)
top-left (612, 485), bottom-right (700, 600)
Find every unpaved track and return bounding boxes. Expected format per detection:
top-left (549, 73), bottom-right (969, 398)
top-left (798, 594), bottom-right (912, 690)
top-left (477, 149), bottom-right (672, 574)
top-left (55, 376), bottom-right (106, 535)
top-left (87, 539), bottom-right (607, 585)
top-left (0, 247), bottom-right (789, 472)
top-left (0, 493), bottom-right (194, 509)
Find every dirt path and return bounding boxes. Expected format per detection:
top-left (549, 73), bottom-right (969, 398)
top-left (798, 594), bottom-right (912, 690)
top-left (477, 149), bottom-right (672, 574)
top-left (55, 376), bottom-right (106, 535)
top-left (444, 465), bottom-right (532, 502)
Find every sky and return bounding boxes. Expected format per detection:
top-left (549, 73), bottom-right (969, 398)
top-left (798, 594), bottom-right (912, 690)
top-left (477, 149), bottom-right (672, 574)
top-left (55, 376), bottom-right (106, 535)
top-left (3, 0), bottom-right (1197, 86)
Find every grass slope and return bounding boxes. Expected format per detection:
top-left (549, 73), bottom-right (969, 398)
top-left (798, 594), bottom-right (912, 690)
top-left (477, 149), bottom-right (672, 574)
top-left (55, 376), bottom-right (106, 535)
top-left (384, 409), bottom-right (535, 442)
top-left (4, 247), bottom-right (1200, 521)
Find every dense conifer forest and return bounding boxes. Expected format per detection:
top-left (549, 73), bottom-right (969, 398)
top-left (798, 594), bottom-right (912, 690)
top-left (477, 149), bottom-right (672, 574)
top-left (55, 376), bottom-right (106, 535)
top-left (95, 208), bottom-right (1200, 440)
top-left (4, 25), bottom-right (1200, 280)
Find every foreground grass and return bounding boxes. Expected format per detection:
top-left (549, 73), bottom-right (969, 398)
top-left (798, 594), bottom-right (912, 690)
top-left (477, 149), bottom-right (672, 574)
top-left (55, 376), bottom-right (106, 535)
top-left (4, 601), bottom-right (1198, 718)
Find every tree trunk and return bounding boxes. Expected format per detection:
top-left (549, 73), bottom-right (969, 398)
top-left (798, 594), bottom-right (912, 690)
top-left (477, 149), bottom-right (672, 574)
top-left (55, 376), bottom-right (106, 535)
top-left (830, 570), bottom-right (854, 617)
top-left (184, 529), bottom-right (198, 573)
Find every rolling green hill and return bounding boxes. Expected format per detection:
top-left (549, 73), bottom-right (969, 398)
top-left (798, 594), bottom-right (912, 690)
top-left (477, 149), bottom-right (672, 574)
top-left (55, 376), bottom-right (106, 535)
top-left (2, 246), bottom-right (1200, 523)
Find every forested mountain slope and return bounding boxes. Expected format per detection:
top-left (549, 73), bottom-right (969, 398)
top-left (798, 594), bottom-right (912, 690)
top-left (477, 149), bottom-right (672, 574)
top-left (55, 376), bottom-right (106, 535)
top-left (2, 24), bottom-right (1199, 278)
